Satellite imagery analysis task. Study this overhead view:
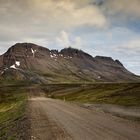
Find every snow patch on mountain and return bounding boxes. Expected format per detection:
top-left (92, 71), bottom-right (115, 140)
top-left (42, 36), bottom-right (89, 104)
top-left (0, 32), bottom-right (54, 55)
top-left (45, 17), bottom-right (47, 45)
top-left (10, 64), bottom-right (17, 69)
top-left (16, 61), bottom-right (20, 66)
top-left (98, 76), bottom-right (101, 79)
top-left (59, 54), bottom-right (63, 57)
top-left (50, 55), bottom-right (54, 58)
top-left (4, 68), bottom-right (8, 71)
top-left (10, 61), bottom-right (21, 69)
top-left (50, 53), bottom-right (58, 61)
top-left (31, 48), bottom-right (37, 57)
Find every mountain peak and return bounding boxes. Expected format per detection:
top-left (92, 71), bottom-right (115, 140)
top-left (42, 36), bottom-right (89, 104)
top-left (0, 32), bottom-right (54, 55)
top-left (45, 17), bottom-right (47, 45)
top-left (5, 42), bottom-right (51, 59)
top-left (94, 56), bottom-right (124, 67)
top-left (60, 47), bottom-right (93, 59)
top-left (95, 56), bottom-right (113, 61)
top-left (7, 43), bottom-right (49, 53)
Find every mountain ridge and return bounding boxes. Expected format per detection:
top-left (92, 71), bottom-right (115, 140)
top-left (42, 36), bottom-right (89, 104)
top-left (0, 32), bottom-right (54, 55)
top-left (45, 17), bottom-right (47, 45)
top-left (0, 43), bottom-right (139, 83)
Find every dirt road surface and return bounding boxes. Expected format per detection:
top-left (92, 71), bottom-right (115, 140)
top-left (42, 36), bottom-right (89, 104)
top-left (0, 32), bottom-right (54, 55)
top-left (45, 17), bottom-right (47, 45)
top-left (28, 97), bottom-right (140, 140)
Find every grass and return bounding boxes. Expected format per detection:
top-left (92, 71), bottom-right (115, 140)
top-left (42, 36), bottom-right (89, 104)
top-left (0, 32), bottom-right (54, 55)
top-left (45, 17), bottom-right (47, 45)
top-left (43, 83), bottom-right (140, 106)
top-left (0, 95), bottom-right (26, 124)
top-left (0, 85), bottom-right (27, 139)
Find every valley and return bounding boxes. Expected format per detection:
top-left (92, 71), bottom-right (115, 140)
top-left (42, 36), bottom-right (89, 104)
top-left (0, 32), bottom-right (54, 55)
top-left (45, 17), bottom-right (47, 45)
top-left (0, 83), bottom-right (140, 140)
top-left (0, 43), bottom-right (140, 139)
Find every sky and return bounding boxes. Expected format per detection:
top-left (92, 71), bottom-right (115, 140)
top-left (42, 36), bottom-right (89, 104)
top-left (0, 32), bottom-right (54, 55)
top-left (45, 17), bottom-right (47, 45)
top-left (0, 0), bottom-right (140, 75)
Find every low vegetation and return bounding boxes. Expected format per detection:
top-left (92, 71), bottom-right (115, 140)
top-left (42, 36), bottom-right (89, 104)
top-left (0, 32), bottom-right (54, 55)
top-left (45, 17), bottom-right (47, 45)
top-left (0, 85), bottom-right (27, 139)
top-left (42, 83), bottom-right (140, 106)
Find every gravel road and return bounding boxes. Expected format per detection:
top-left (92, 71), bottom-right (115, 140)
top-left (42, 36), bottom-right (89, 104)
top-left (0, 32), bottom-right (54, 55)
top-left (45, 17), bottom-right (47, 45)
top-left (28, 97), bottom-right (140, 140)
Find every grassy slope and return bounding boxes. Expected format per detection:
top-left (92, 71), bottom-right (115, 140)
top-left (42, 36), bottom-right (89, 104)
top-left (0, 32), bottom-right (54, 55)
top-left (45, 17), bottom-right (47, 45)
top-left (0, 85), bottom-right (27, 139)
top-left (43, 83), bottom-right (140, 106)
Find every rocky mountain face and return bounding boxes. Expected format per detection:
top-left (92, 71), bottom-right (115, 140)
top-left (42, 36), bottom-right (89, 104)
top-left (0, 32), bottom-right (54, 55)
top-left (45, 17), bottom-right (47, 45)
top-left (0, 43), bottom-right (139, 83)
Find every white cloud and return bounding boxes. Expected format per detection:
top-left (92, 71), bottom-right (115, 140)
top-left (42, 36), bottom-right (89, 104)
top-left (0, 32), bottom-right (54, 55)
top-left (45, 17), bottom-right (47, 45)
top-left (30, 0), bottom-right (107, 29)
top-left (0, 0), bottom-right (107, 34)
top-left (57, 31), bottom-right (71, 47)
top-left (57, 31), bottom-right (83, 49)
top-left (0, 0), bottom-right (108, 53)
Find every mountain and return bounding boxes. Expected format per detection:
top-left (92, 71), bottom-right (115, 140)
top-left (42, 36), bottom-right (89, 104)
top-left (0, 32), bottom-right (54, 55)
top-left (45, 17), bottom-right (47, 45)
top-left (0, 43), bottom-right (139, 83)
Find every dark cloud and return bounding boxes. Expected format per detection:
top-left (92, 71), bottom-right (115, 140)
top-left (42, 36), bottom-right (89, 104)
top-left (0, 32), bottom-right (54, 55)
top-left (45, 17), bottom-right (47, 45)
top-left (102, 0), bottom-right (140, 18)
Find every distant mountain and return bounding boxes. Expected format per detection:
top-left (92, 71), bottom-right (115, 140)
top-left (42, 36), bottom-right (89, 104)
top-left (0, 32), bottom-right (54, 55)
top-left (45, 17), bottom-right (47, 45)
top-left (0, 43), bottom-right (139, 83)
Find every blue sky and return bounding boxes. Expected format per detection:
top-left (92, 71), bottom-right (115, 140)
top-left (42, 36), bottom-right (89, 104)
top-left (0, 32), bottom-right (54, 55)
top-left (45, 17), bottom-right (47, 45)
top-left (0, 0), bottom-right (140, 75)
